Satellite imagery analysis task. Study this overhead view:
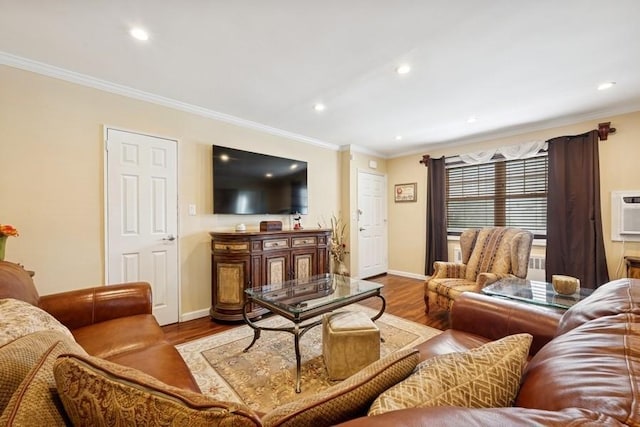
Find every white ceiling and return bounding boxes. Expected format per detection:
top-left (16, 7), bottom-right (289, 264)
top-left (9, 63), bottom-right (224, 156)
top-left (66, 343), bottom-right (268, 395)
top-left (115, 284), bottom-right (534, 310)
top-left (2, 1), bottom-right (640, 157)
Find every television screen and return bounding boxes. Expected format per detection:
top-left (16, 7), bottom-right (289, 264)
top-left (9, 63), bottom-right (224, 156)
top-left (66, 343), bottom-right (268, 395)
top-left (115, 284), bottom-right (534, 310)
top-left (213, 145), bottom-right (308, 215)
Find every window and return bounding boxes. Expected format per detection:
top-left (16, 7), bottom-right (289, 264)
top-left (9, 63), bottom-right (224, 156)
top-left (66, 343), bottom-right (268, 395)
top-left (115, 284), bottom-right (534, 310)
top-left (446, 154), bottom-right (548, 238)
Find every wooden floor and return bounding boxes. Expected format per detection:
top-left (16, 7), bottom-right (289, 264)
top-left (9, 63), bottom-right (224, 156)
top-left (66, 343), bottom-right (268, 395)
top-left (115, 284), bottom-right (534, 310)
top-left (162, 274), bottom-right (449, 346)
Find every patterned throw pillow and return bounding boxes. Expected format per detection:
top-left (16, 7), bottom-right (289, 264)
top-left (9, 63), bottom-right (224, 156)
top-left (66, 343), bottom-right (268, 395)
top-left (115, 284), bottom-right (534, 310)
top-left (0, 334), bottom-right (87, 426)
top-left (0, 298), bottom-right (74, 347)
top-left (368, 333), bottom-right (532, 416)
top-left (0, 330), bottom-right (86, 416)
top-left (54, 353), bottom-right (262, 427)
top-left (262, 348), bottom-right (420, 427)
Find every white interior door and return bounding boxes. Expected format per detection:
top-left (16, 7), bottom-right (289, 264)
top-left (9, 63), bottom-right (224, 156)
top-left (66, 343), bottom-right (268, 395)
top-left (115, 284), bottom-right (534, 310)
top-left (357, 170), bottom-right (388, 278)
top-left (105, 128), bottom-right (179, 326)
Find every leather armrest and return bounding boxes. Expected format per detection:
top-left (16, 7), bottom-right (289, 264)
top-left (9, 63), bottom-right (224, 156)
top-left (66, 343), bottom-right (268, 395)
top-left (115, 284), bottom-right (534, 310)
top-left (431, 261), bottom-right (466, 279)
top-left (38, 282), bottom-right (153, 330)
top-left (450, 292), bottom-right (563, 355)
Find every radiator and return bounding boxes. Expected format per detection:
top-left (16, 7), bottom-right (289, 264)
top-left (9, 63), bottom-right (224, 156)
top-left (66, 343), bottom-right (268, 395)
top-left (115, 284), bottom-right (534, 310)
top-left (527, 255), bottom-right (546, 281)
top-left (453, 247), bottom-right (463, 263)
top-left (453, 248), bottom-right (546, 281)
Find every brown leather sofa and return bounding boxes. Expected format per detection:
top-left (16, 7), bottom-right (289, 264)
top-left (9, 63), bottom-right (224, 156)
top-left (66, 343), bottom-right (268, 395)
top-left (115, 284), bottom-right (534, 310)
top-left (0, 261), bottom-right (199, 392)
top-left (341, 278), bottom-right (639, 426)
top-left (3, 257), bottom-right (638, 426)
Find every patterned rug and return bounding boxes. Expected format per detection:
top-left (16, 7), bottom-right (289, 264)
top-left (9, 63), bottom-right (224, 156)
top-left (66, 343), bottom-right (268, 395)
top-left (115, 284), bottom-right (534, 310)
top-left (176, 305), bottom-right (441, 414)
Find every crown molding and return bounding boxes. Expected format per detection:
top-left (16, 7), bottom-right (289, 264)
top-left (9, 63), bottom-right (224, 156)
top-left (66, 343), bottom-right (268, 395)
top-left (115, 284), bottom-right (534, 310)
top-left (391, 102), bottom-right (640, 159)
top-left (340, 144), bottom-right (387, 158)
top-left (0, 51), bottom-right (340, 152)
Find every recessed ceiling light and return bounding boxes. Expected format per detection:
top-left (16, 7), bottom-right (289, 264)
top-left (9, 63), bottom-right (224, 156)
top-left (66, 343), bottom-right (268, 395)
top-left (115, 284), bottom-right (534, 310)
top-left (396, 64), bottom-right (411, 75)
top-left (395, 135), bottom-right (403, 141)
top-left (265, 173), bottom-right (273, 178)
top-left (597, 81), bottom-right (616, 91)
top-left (130, 28), bottom-right (149, 41)
top-left (290, 164), bottom-right (298, 170)
top-left (313, 103), bottom-right (326, 112)
top-left (467, 116), bottom-right (478, 123)
top-left (220, 154), bottom-right (229, 162)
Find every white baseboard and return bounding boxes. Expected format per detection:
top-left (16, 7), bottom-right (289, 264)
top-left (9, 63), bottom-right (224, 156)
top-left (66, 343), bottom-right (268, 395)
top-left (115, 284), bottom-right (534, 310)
top-left (386, 269), bottom-right (428, 281)
top-left (180, 308), bottom-right (210, 323)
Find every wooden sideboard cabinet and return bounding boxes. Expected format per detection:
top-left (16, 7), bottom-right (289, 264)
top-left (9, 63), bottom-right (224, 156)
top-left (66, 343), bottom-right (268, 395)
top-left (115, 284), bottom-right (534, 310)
top-left (209, 229), bottom-right (331, 321)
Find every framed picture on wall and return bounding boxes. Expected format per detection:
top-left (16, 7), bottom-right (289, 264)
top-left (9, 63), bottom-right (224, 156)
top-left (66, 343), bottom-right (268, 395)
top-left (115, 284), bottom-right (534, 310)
top-left (394, 183), bottom-right (417, 202)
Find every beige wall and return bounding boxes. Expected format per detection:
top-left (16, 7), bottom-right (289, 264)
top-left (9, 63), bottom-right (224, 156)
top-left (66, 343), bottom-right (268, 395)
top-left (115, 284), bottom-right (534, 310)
top-left (0, 65), bottom-right (340, 318)
top-left (387, 110), bottom-right (640, 281)
top-left (3, 62), bottom-right (639, 316)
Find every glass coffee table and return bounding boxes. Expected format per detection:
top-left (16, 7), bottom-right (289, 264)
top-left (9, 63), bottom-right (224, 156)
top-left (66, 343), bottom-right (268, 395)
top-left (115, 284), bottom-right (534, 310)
top-left (482, 277), bottom-right (593, 310)
top-left (242, 273), bottom-right (385, 392)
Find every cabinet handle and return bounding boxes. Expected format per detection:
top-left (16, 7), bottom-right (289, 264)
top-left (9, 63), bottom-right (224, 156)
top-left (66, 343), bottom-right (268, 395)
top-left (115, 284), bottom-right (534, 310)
top-left (226, 246), bottom-right (230, 250)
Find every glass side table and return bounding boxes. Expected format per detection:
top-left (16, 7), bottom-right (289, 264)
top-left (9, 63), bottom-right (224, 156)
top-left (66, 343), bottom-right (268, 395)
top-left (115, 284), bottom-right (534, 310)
top-left (482, 278), bottom-right (593, 310)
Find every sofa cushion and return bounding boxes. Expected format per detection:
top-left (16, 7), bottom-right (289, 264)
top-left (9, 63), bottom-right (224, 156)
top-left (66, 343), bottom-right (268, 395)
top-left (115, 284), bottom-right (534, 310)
top-left (107, 342), bottom-right (201, 392)
top-left (368, 333), bottom-right (532, 416)
top-left (0, 334), bottom-right (86, 426)
top-left (0, 330), bottom-right (87, 416)
top-left (339, 407), bottom-right (627, 427)
top-left (53, 353), bottom-right (261, 427)
top-left (72, 313), bottom-right (165, 358)
top-left (0, 298), bottom-right (74, 347)
top-left (261, 348), bottom-right (420, 427)
top-left (517, 313), bottom-right (640, 425)
top-left (557, 278), bottom-right (640, 335)
top-left (413, 329), bottom-right (490, 362)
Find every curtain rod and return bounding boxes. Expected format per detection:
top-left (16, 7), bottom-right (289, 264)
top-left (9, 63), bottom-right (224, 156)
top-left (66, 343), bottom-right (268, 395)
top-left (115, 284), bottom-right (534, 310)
top-left (420, 122), bottom-right (617, 165)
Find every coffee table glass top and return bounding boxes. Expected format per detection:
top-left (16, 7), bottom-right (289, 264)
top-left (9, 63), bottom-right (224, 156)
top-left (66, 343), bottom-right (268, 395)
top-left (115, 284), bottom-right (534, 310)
top-left (245, 273), bottom-right (382, 314)
top-left (482, 278), bottom-right (593, 309)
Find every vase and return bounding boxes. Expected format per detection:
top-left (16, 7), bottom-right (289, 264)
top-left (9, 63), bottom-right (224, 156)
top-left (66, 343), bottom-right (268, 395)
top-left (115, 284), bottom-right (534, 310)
top-left (333, 259), bottom-right (349, 276)
top-left (0, 236), bottom-right (6, 261)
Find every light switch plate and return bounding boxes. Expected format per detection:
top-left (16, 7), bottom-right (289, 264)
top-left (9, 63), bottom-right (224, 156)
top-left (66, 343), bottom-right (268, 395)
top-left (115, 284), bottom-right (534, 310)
top-left (188, 204), bottom-right (196, 216)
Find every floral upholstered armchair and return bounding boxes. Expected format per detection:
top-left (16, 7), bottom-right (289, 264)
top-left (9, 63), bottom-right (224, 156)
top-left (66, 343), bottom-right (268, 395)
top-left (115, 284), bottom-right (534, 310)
top-left (424, 227), bottom-right (533, 314)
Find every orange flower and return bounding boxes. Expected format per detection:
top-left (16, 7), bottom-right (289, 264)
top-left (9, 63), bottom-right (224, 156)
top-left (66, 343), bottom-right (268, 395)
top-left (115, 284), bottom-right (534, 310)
top-left (0, 224), bottom-right (19, 237)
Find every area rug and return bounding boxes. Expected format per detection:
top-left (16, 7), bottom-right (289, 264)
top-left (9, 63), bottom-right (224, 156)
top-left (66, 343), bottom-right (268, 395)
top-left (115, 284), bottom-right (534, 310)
top-left (176, 305), bottom-right (441, 413)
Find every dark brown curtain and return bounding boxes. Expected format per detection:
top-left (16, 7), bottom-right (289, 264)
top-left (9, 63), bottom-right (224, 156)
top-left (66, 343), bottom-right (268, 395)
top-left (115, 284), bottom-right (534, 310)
top-left (425, 156), bottom-right (448, 275)
top-left (545, 130), bottom-right (609, 289)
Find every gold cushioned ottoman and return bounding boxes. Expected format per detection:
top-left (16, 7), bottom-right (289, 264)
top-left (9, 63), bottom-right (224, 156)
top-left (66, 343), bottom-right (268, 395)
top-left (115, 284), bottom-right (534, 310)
top-left (322, 311), bottom-right (380, 380)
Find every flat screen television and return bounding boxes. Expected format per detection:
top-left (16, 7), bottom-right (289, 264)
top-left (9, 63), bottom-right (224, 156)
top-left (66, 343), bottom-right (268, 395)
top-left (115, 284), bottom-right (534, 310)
top-left (212, 145), bottom-right (308, 215)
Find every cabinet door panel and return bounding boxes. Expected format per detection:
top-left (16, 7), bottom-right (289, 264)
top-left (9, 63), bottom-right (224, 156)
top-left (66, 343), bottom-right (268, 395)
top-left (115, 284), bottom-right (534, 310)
top-left (292, 250), bottom-right (316, 280)
top-left (217, 262), bottom-right (245, 305)
top-left (264, 252), bottom-right (289, 284)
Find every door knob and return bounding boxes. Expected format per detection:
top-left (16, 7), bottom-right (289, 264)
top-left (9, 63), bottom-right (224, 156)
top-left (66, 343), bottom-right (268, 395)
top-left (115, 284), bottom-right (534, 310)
top-left (162, 235), bottom-right (176, 241)
top-left (359, 227), bottom-right (366, 231)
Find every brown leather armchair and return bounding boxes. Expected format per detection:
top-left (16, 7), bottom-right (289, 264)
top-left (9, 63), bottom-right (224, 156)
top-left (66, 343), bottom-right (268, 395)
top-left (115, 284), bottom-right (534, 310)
top-left (424, 227), bottom-right (533, 313)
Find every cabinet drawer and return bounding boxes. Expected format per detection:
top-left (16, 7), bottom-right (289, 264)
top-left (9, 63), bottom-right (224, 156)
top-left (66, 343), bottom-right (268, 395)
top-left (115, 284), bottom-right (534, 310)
top-left (212, 242), bottom-right (249, 252)
top-left (263, 238), bottom-right (289, 250)
top-left (292, 236), bottom-right (317, 247)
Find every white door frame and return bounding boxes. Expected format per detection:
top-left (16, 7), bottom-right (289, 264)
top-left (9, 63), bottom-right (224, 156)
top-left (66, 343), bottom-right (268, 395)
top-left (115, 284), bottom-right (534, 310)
top-left (103, 126), bottom-right (181, 324)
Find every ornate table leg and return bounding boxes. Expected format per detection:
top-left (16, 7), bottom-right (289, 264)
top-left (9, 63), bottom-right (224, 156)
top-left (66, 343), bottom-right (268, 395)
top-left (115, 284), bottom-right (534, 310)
top-left (242, 299), bottom-right (261, 352)
top-left (372, 294), bottom-right (387, 342)
top-left (293, 323), bottom-right (302, 393)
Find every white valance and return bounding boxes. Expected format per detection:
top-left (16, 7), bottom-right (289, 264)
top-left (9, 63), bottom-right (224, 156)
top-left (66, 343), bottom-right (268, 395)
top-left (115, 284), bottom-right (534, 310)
top-left (458, 140), bottom-right (547, 165)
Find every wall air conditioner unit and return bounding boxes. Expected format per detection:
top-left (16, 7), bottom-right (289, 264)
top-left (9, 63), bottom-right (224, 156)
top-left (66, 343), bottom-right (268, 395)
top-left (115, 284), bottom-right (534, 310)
top-left (612, 191), bottom-right (640, 242)
top-left (621, 196), bottom-right (640, 234)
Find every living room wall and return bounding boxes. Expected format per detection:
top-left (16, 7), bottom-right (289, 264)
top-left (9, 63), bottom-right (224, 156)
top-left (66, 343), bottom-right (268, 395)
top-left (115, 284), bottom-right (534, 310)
top-left (387, 110), bottom-right (640, 282)
top-left (0, 65), bottom-right (341, 319)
